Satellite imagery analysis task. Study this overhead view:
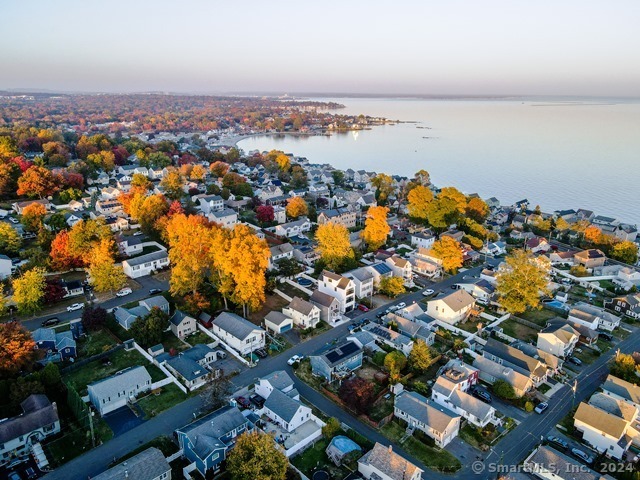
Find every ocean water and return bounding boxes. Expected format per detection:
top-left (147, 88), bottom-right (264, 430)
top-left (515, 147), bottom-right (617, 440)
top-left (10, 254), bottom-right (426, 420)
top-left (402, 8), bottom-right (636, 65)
top-left (237, 98), bottom-right (640, 224)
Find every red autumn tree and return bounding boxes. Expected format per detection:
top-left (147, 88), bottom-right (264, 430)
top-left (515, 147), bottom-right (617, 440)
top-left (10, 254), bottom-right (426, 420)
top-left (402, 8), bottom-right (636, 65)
top-left (0, 322), bottom-right (37, 376)
top-left (338, 377), bottom-right (375, 414)
top-left (256, 205), bottom-right (275, 223)
top-left (44, 278), bottom-right (66, 305)
top-left (50, 230), bottom-right (84, 271)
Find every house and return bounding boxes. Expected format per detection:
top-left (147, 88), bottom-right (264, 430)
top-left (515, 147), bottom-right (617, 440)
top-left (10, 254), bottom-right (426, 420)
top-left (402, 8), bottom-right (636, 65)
top-left (170, 310), bottom-right (197, 338)
top-left (63, 279), bottom-right (84, 298)
top-left (441, 229), bottom-right (464, 242)
top-left (33, 328), bottom-right (77, 361)
top-left (317, 270), bottom-right (356, 313)
top-left (64, 212), bottom-right (82, 227)
top-left (274, 217), bottom-right (312, 237)
top-left (92, 447), bottom-right (171, 480)
top-left (309, 290), bottom-right (342, 324)
top-left (431, 376), bottom-right (498, 428)
top-left (115, 233), bottom-right (144, 257)
top-left (439, 360), bottom-right (479, 392)
top-left (524, 445), bottom-right (612, 480)
top-left (164, 345), bottom-right (217, 390)
top-left (268, 243), bottom-right (294, 270)
top-left (13, 199), bottom-right (51, 215)
top-left (425, 289), bottom-right (475, 325)
top-left (317, 208), bottom-right (357, 228)
top-left (358, 442), bottom-right (423, 480)
top-left (526, 236), bottom-right (551, 253)
top-left (113, 296), bottom-right (169, 330)
top-left (472, 356), bottom-right (534, 398)
top-left (255, 370), bottom-right (296, 400)
top-left (574, 249), bottom-right (607, 269)
top-left (482, 339), bottom-right (549, 386)
top-left (537, 323), bottom-right (579, 358)
top-left (362, 323), bottom-right (414, 356)
top-left (198, 195), bottom-right (224, 214)
top-left (122, 250), bottom-right (169, 278)
top-left (547, 250), bottom-right (575, 265)
top-left (264, 311), bottom-right (294, 334)
top-left (364, 262), bottom-right (394, 286)
top-left (385, 255), bottom-right (413, 286)
top-left (293, 245), bottom-right (319, 266)
top-left (574, 394), bottom-right (639, 460)
top-left (282, 296), bottom-right (321, 329)
top-left (176, 405), bottom-right (253, 477)
top-left (602, 374), bottom-right (640, 411)
top-left (208, 208), bottom-right (238, 228)
top-left (410, 248), bottom-right (443, 279)
top-left (0, 254), bottom-right (12, 280)
top-left (569, 302), bottom-right (620, 332)
top-left (310, 340), bottom-right (363, 382)
top-left (455, 278), bottom-right (495, 300)
top-left (211, 312), bottom-right (265, 356)
top-left (95, 200), bottom-right (123, 215)
top-left (88, 366), bottom-right (152, 416)
top-left (0, 394), bottom-right (60, 466)
top-left (547, 317), bottom-right (599, 346)
top-left (263, 387), bottom-right (313, 433)
top-left (343, 267), bottom-right (375, 300)
top-left (481, 241), bottom-right (507, 256)
top-left (393, 390), bottom-right (460, 448)
top-left (410, 232), bottom-right (435, 250)
top-left (384, 314), bottom-right (435, 346)
top-left (604, 293), bottom-right (640, 319)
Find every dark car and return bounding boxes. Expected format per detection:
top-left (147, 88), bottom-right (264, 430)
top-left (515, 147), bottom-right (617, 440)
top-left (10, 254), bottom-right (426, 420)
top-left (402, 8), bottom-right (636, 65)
top-left (42, 317), bottom-right (60, 327)
top-left (598, 332), bottom-right (613, 341)
top-left (546, 435), bottom-right (568, 450)
top-left (250, 394), bottom-right (265, 408)
top-left (473, 388), bottom-right (492, 403)
top-left (236, 396), bottom-right (251, 409)
top-left (569, 356), bottom-right (583, 366)
top-left (149, 288), bottom-right (162, 294)
top-left (254, 348), bottom-right (268, 359)
top-left (376, 312), bottom-right (386, 319)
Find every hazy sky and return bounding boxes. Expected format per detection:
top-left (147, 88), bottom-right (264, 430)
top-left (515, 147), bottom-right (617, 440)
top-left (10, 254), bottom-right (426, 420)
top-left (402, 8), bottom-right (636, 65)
top-left (1, 0), bottom-right (639, 96)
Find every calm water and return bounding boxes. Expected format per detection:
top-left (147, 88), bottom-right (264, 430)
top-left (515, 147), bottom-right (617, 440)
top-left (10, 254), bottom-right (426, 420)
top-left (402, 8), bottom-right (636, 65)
top-left (238, 98), bottom-right (640, 224)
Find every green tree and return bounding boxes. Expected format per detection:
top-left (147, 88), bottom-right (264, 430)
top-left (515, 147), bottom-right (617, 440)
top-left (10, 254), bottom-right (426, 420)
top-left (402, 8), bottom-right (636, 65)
top-left (611, 241), bottom-right (639, 265)
top-left (0, 223), bottom-right (22, 254)
top-left (129, 307), bottom-right (169, 348)
top-left (492, 379), bottom-right (516, 399)
top-left (226, 431), bottom-right (288, 480)
top-left (496, 249), bottom-right (550, 315)
top-left (13, 267), bottom-right (46, 315)
top-left (332, 170), bottom-right (345, 186)
top-left (426, 196), bottom-right (459, 231)
top-left (40, 362), bottom-right (62, 388)
top-left (322, 417), bottom-right (341, 440)
top-left (408, 339), bottom-right (432, 373)
top-left (610, 353), bottom-right (639, 384)
top-left (371, 173), bottom-right (395, 206)
top-left (384, 350), bottom-right (407, 381)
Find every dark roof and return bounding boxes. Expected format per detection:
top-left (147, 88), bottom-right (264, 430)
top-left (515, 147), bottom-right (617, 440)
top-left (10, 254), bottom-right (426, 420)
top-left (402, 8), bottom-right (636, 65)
top-left (321, 341), bottom-right (362, 367)
top-left (0, 394), bottom-right (59, 444)
top-left (170, 309), bottom-right (193, 326)
top-left (92, 447), bottom-right (170, 480)
top-left (213, 312), bottom-right (263, 340)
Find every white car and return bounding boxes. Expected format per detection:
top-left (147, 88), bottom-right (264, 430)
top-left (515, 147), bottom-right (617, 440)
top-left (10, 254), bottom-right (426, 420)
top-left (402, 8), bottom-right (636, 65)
top-left (396, 302), bottom-right (406, 309)
top-left (422, 289), bottom-right (435, 296)
top-left (116, 287), bottom-right (133, 297)
top-left (133, 231), bottom-right (143, 236)
top-left (287, 355), bottom-right (302, 366)
top-left (67, 303), bottom-right (84, 312)
top-left (9, 217), bottom-right (19, 224)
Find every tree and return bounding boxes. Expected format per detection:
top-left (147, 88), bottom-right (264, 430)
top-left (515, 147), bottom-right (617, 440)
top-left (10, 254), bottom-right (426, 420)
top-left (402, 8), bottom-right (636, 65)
top-left (13, 267), bottom-right (46, 315)
top-left (190, 164), bottom-right (207, 181)
top-left (160, 169), bottom-right (185, 200)
top-left (286, 196), bottom-right (308, 219)
top-left (86, 150), bottom-right (116, 172)
top-left (143, 152), bottom-right (172, 169)
top-left (584, 225), bottom-right (602, 245)
top-left (209, 161), bottom-right (230, 177)
top-left (407, 185), bottom-right (434, 221)
top-left (17, 166), bottom-right (60, 198)
top-left (0, 285), bottom-right (6, 317)
top-left (81, 305), bottom-right (108, 331)
top-left (610, 353), bottom-right (639, 384)
top-left (426, 196), bottom-right (459, 231)
top-left (226, 431), bottom-right (288, 480)
top-left (290, 165), bottom-right (308, 188)
top-left (408, 339), bottom-right (432, 373)
top-left (371, 173), bottom-right (394, 205)
top-left (315, 223), bottom-right (354, 271)
top-left (611, 241), bottom-right (639, 265)
top-left (129, 307), bottom-right (169, 348)
top-left (0, 161), bottom-right (21, 198)
top-left (496, 249), bottom-right (550, 315)
top-left (275, 153), bottom-right (291, 171)
top-left (43, 277), bottom-right (66, 305)
top-left (492, 379), bottom-right (516, 399)
top-left (49, 230), bottom-right (83, 271)
top-left (332, 170), bottom-right (345, 186)
top-left (200, 372), bottom-right (232, 410)
top-left (384, 350), bottom-right (407, 382)
top-left (21, 202), bottom-right (47, 232)
top-left (137, 194), bottom-right (169, 235)
top-left (438, 187), bottom-right (467, 213)
top-left (256, 205), bottom-right (275, 223)
top-left (130, 173), bottom-right (152, 193)
top-left (338, 377), bottom-right (375, 414)
top-left (183, 292), bottom-right (210, 317)
top-left (466, 197), bottom-right (490, 223)
top-left (554, 217), bottom-right (570, 232)
top-left (276, 257), bottom-right (303, 278)
top-left (88, 239), bottom-right (126, 293)
top-left (428, 236), bottom-right (463, 273)
top-left (0, 322), bottom-right (37, 376)
top-left (379, 276), bottom-right (406, 297)
top-left (40, 362), bottom-right (62, 388)
top-left (361, 206), bottom-right (390, 250)
top-left (0, 222), bottom-right (22, 254)
top-left (322, 417), bottom-right (341, 440)
top-left (222, 172), bottom-right (246, 190)
top-left (67, 218), bottom-right (113, 265)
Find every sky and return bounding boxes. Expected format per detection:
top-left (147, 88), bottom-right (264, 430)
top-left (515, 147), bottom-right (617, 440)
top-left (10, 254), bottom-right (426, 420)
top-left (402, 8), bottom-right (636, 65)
top-left (1, 0), bottom-right (639, 97)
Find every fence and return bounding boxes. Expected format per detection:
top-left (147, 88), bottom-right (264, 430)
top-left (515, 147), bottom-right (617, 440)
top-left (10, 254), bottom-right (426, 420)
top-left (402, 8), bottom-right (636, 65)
top-left (510, 315), bottom-right (543, 331)
top-left (132, 341), bottom-right (188, 394)
top-left (197, 323), bottom-right (252, 367)
top-left (61, 344), bottom-right (124, 374)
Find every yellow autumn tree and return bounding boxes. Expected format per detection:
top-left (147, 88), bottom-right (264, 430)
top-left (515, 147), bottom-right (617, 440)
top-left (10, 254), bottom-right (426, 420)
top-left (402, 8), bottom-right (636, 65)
top-left (286, 196), bottom-right (309, 219)
top-left (166, 214), bottom-right (212, 295)
top-left (361, 206), bottom-right (390, 251)
top-left (275, 153), bottom-right (291, 171)
top-left (13, 267), bottom-right (46, 315)
top-left (496, 249), bottom-right (550, 315)
top-left (316, 223), bottom-right (354, 271)
top-left (407, 185), bottom-right (434, 221)
top-left (88, 238), bottom-right (126, 293)
top-left (584, 225), bottom-right (602, 244)
top-left (428, 236), bottom-right (464, 273)
top-left (438, 187), bottom-right (467, 213)
top-left (67, 218), bottom-right (113, 265)
top-left (190, 164), bottom-right (207, 181)
top-left (20, 202), bottom-right (47, 232)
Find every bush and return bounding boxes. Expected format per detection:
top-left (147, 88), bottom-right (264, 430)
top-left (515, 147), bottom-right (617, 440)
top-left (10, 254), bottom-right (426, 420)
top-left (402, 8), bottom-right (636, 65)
top-left (492, 379), bottom-right (516, 400)
top-left (322, 417), bottom-right (341, 440)
top-left (371, 351), bottom-right (386, 367)
top-left (524, 401), bottom-right (534, 412)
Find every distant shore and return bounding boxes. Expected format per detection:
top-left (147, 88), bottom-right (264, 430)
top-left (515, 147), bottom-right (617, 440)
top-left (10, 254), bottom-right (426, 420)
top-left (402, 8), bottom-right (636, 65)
top-left (223, 131), bottom-right (332, 148)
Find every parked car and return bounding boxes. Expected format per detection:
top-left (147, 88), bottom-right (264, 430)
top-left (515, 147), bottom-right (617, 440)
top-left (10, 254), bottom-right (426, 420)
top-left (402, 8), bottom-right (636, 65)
top-left (236, 396), bottom-right (251, 409)
top-left (569, 357), bottom-right (583, 366)
top-left (535, 402), bottom-right (549, 414)
top-left (250, 394), bottom-right (266, 408)
top-left (546, 435), bottom-right (568, 450)
top-left (571, 448), bottom-right (594, 464)
top-left (396, 302), bottom-right (406, 309)
top-left (287, 355), bottom-right (302, 365)
top-left (476, 297), bottom-right (489, 306)
top-left (598, 332), bottom-right (613, 341)
top-left (254, 348), bottom-right (268, 359)
top-left (9, 217), bottom-right (19, 224)
top-left (422, 289), bottom-right (435, 296)
top-left (67, 303), bottom-right (84, 312)
top-left (357, 304), bottom-right (369, 312)
top-left (451, 284), bottom-right (460, 289)
top-left (133, 231), bottom-right (143, 236)
top-left (8, 471), bottom-right (21, 480)
top-left (116, 287), bottom-right (133, 297)
top-left (25, 467), bottom-right (37, 479)
top-left (376, 312), bottom-right (386, 319)
top-left (473, 388), bottom-right (492, 403)
top-left (42, 317), bottom-right (60, 327)
top-left (149, 288), bottom-right (162, 294)
top-left (214, 350), bottom-right (227, 360)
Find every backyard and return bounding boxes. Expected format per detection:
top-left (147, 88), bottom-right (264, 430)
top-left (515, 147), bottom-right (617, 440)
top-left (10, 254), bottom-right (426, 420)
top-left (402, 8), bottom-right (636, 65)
top-left (291, 438), bottom-right (352, 480)
top-left (77, 328), bottom-right (119, 357)
top-left (137, 383), bottom-right (187, 419)
top-left (499, 318), bottom-right (540, 342)
top-left (46, 416), bottom-right (113, 466)
top-left (186, 330), bottom-right (215, 346)
top-left (517, 308), bottom-right (558, 327)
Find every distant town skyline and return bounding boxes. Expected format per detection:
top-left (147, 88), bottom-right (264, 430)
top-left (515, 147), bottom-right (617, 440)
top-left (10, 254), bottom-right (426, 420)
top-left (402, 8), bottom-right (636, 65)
top-left (1, 0), bottom-right (639, 97)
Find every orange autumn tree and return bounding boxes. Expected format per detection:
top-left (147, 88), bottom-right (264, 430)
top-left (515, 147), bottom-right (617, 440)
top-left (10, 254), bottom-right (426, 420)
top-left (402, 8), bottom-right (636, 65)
top-left (209, 161), bottom-right (230, 177)
top-left (67, 218), bottom-right (114, 265)
top-left (0, 322), bottom-right (37, 376)
top-left (286, 196), bottom-right (308, 219)
top-left (466, 197), bottom-right (490, 222)
top-left (584, 225), bottom-right (602, 245)
top-left (361, 206), bottom-right (390, 251)
top-left (17, 166), bottom-right (61, 198)
top-left (50, 230), bottom-right (84, 270)
top-left (20, 202), bottom-right (47, 232)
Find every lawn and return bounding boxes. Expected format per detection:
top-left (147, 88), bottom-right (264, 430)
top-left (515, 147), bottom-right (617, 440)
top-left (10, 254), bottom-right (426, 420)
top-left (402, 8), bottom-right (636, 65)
top-left (300, 321), bottom-right (330, 341)
top-left (186, 331), bottom-right (215, 346)
top-left (137, 384), bottom-right (187, 419)
top-left (499, 319), bottom-right (539, 342)
top-left (574, 346), bottom-right (601, 365)
top-left (247, 294), bottom-right (289, 324)
top-left (64, 348), bottom-right (153, 395)
top-left (518, 308), bottom-right (557, 327)
top-left (291, 438), bottom-right (351, 480)
top-left (77, 329), bottom-right (119, 357)
top-left (459, 424), bottom-right (500, 451)
top-left (381, 419), bottom-right (461, 473)
top-left (277, 281), bottom-right (311, 301)
top-left (538, 383), bottom-right (552, 394)
top-left (294, 359), bottom-right (326, 391)
top-left (368, 398), bottom-right (394, 422)
top-left (161, 331), bottom-right (189, 352)
top-left (46, 417), bottom-right (113, 466)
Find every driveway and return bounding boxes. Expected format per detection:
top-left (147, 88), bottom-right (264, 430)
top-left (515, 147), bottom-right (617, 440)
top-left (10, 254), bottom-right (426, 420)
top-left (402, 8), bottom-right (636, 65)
top-left (103, 406), bottom-right (145, 437)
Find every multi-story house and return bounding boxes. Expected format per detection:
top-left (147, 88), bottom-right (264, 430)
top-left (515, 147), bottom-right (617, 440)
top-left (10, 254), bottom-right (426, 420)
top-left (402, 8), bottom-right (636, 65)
top-left (410, 231), bottom-right (435, 250)
top-left (472, 356), bottom-right (533, 398)
top-left (268, 243), bottom-right (294, 270)
top-left (385, 255), bottom-right (414, 286)
top-left (92, 447), bottom-right (171, 480)
top-left (344, 267), bottom-right (375, 300)
top-left (208, 208), bottom-right (238, 228)
top-left (358, 443), bottom-right (423, 480)
top-left (317, 270), bottom-right (356, 313)
top-left (169, 310), bottom-right (197, 339)
top-left (211, 312), bottom-right (265, 356)
top-left (537, 323), bottom-right (579, 358)
top-left (410, 248), bottom-right (443, 279)
top-left (310, 340), bottom-right (363, 382)
top-left (310, 290), bottom-right (341, 324)
top-left (274, 217), bottom-right (312, 238)
top-left (198, 194), bottom-right (224, 214)
top-left (573, 249), bottom-right (607, 269)
top-left (482, 338), bottom-right (549, 387)
top-left (33, 328), bottom-right (76, 361)
top-left (431, 376), bottom-right (498, 428)
top-left (602, 374), bottom-right (640, 411)
top-left (425, 289), bottom-right (475, 325)
top-left (604, 293), bottom-right (640, 319)
top-left (282, 296), bottom-right (321, 329)
top-left (317, 208), bottom-right (357, 229)
top-left (362, 323), bottom-right (414, 356)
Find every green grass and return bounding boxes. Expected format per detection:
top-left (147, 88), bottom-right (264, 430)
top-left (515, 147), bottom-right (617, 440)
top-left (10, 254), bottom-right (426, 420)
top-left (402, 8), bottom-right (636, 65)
top-left (294, 359), bottom-right (326, 391)
top-left (381, 419), bottom-right (461, 473)
top-left (574, 347), bottom-right (600, 365)
top-left (46, 417), bottom-right (113, 466)
top-left (147, 363), bottom-right (167, 382)
top-left (64, 349), bottom-right (152, 395)
top-left (519, 308), bottom-right (557, 326)
top-left (78, 329), bottom-right (118, 357)
top-left (291, 438), bottom-right (351, 480)
top-left (161, 331), bottom-right (189, 352)
top-left (538, 383), bottom-right (552, 394)
top-left (499, 319), bottom-right (539, 342)
top-left (137, 384), bottom-right (187, 419)
top-left (186, 331), bottom-right (214, 346)
top-left (369, 398), bottom-right (394, 422)
top-left (459, 424), bottom-right (499, 450)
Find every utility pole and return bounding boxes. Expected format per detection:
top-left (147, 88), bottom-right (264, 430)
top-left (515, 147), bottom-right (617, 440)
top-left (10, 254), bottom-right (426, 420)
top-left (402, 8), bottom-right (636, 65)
top-left (571, 378), bottom-right (578, 409)
top-left (89, 410), bottom-right (95, 447)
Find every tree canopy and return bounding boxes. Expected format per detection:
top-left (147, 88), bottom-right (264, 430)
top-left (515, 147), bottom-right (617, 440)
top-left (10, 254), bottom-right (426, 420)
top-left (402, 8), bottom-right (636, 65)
top-left (361, 205), bottom-right (390, 251)
top-left (428, 236), bottom-right (463, 273)
top-left (496, 249), bottom-right (550, 315)
top-left (226, 431), bottom-right (288, 480)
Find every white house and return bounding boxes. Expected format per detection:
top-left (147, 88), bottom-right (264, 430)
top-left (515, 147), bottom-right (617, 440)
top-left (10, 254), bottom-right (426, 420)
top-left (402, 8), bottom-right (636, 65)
top-left (274, 218), bottom-right (312, 238)
top-left (385, 255), bottom-right (414, 286)
top-left (268, 243), bottom-right (294, 270)
top-left (122, 250), bottom-right (169, 278)
top-left (170, 310), bottom-right (197, 339)
top-left (211, 312), bottom-right (265, 356)
top-left (263, 388), bottom-right (313, 433)
top-left (455, 279), bottom-right (495, 301)
top-left (537, 324), bottom-right (579, 358)
top-left (255, 370), bottom-right (296, 400)
top-left (264, 311), bottom-right (294, 334)
top-left (362, 323), bottom-right (414, 356)
top-left (431, 377), bottom-right (498, 428)
top-left (0, 254), bottom-right (12, 280)
top-left (198, 195), bottom-right (224, 214)
top-left (317, 270), bottom-right (356, 313)
top-left (208, 208), bottom-right (238, 228)
top-left (282, 296), bottom-right (321, 329)
top-left (344, 267), bottom-right (375, 300)
top-left (410, 232), bottom-right (435, 250)
top-left (358, 443), bottom-right (423, 480)
top-left (569, 302), bottom-right (620, 332)
top-left (425, 289), bottom-right (476, 325)
top-left (602, 375), bottom-right (640, 411)
top-left (88, 366), bottom-right (152, 416)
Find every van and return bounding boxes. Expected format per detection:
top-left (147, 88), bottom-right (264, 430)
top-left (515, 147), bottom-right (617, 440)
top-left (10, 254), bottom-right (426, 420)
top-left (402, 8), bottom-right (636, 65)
top-left (116, 287), bottom-right (133, 297)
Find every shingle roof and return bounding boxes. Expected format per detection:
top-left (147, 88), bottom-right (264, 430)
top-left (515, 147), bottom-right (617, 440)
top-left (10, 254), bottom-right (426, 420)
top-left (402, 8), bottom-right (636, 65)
top-left (286, 296), bottom-right (317, 316)
top-left (213, 312), bottom-right (263, 341)
top-left (358, 442), bottom-right (422, 480)
top-left (265, 311), bottom-right (292, 326)
top-left (92, 447), bottom-right (170, 480)
top-left (166, 355), bottom-right (208, 382)
top-left (317, 341), bottom-right (362, 367)
top-left (88, 366), bottom-right (151, 400)
top-left (262, 370), bottom-right (294, 392)
top-left (603, 375), bottom-right (640, 405)
top-left (589, 393), bottom-right (637, 422)
top-left (123, 250), bottom-right (168, 267)
top-left (170, 309), bottom-right (194, 326)
top-left (0, 394), bottom-right (59, 444)
top-left (264, 388), bottom-right (303, 423)
top-left (525, 446), bottom-right (604, 480)
top-left (575, 402), bottom-right (628, 439)
top-left (395, 390), bottom-right (459, 434)
top-left (440, 289), bottom-right (476, 312)
top-left (310, 289), bottom-right (339, 308)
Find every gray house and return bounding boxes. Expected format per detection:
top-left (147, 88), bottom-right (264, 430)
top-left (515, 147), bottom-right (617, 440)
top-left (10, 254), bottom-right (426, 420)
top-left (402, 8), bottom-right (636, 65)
top-left (92, 447), bottom-right (170, 480)
top-left (88, 366), bottom-right (152, 416)
top-left (310, 341), bottom-right (363, 382)
top-left (114, 295), bottom-right (169, 330)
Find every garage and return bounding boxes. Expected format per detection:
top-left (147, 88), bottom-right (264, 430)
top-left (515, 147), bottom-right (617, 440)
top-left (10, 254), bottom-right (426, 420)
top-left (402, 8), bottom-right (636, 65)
top-left (265, 311), bottom-right (294, 334)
